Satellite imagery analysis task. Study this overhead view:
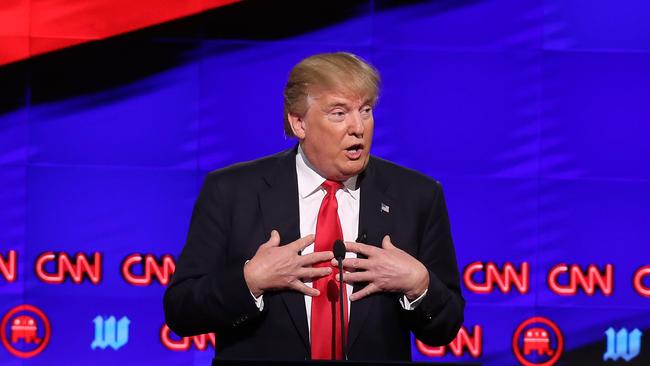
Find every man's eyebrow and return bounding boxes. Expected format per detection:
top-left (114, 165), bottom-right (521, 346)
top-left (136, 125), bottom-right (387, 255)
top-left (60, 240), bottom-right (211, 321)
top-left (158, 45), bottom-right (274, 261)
top-left (325, 99), bottom-right (373, 109)
top-left (325, 102), bottom-right (351, 109)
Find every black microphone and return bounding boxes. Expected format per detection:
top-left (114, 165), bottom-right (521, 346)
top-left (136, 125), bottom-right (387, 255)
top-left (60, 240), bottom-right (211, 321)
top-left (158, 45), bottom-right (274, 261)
top-left (333, 239), bottom-right (347, 360)
top-left (333, 239), bottom-right (346, 262)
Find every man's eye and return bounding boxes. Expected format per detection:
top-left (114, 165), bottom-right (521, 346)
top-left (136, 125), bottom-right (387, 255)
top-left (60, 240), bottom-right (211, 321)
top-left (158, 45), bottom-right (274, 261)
top-left (360, 107), bottom-right (372, 117)
top-left (328, 111), bottom-right (346, 121)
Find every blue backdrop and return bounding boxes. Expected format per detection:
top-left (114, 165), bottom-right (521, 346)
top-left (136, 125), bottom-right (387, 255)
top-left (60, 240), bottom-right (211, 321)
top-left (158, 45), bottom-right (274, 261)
top-left (1, 1), bottom-right (649, 365)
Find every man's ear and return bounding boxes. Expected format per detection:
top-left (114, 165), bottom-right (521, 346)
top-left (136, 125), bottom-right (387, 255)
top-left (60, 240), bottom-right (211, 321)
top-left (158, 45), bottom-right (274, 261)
top-left (287, 113), bottom-right (306, 139)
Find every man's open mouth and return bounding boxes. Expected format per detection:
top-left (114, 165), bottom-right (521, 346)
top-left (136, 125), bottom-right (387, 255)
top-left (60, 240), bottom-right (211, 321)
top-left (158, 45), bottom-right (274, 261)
top-left (344, 144), bottom-right (364, 160)
top-left (345, 144), bottom-right (363, 153)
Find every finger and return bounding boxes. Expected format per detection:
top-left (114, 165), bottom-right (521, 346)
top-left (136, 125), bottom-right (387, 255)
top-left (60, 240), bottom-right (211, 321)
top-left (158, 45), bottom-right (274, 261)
top-left (298, 266), bottom-right (332, 280)
top-left (290, 234), bottom-right (316, 251)
top-left (381, 235), bottom-right (395, 249)
top-left (345, 241), bottom-right (379, 257)
top-left (337, 271), bottom-right (373, 283)
top-left (341, 257), bottom-right (371, 271)
top-left (299, 250), bottom-right (333, 265)
top-left (267, 230), bottom-right (281, 247)
top-left (349, 283), bottom-right (379, 301)
top-left (330, 258), bottom-right (344, 267)
top-left (290, 280), bottom-right (320, 297)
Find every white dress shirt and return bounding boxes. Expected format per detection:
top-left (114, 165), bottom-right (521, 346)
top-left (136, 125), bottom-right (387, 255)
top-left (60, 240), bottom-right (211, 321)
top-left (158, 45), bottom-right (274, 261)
top-left (296, 145), bottom-right (359, 333)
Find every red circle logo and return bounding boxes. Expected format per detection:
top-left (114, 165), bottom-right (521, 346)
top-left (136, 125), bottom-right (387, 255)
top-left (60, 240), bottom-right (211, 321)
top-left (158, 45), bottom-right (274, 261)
top-left (512, 316), bottom-right (563, 366)
top-left (1, 304), bottom-right (51, 358)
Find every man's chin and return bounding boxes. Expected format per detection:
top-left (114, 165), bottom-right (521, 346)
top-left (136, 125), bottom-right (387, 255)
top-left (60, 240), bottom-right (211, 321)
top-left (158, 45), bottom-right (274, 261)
top-left (339, 157), bottom-right (369, 178)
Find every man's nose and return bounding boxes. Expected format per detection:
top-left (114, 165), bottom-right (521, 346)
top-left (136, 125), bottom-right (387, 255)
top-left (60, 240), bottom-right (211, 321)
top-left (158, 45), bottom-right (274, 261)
top-left (347, 111), bottom-right (365, 136)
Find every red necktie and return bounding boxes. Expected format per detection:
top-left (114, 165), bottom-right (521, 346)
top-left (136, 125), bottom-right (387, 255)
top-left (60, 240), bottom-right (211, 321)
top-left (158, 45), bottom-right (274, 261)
top-left (311, 179), bottom-right (348, 360)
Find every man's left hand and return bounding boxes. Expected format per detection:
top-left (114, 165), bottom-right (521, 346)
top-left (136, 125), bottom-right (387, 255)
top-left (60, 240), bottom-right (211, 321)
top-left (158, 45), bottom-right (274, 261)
top-left (330, 235), bottom-right (429, 301)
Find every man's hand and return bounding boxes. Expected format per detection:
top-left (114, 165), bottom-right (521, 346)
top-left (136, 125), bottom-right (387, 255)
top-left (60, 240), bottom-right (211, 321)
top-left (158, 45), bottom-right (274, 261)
top-left (332, 235), bottom-right (429, 301)
top-left (244, 230), bottom-right (334, 297)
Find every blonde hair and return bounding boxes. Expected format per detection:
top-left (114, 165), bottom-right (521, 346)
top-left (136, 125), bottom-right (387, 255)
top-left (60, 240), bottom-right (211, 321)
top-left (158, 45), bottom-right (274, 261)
top-left (283, 52), bottom-right (381, 137)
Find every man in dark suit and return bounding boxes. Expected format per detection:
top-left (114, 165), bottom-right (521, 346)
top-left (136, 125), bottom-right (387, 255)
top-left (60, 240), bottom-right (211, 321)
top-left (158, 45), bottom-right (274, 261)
top-left (164, 52), bottom-right (464, 362)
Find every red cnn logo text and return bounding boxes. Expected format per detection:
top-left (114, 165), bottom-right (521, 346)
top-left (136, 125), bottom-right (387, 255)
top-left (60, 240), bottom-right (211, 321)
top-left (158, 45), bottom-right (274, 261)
top-left (35, 251), bottom-right (102, 284)
top-left (121, 254), bottom-right (175, 286)
top-left (160, 324), bottom-right (215, 351)
top-left (547, 263), bottom-right (613, 296)
top-left (464, 261), bottom-right (529, 294)
top-left (416, 325), bottom-right (482, 358)
top-left (1, 250), bottom-right (17, 282)
top-left (633, 265), bottom-right (650, 297)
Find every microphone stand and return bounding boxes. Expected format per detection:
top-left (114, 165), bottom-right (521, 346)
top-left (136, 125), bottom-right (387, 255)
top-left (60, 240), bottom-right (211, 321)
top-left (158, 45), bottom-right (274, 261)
top-left (333, 239), bottom-right (348, 360)
top-left (338, 255), bottom-right (347, 360)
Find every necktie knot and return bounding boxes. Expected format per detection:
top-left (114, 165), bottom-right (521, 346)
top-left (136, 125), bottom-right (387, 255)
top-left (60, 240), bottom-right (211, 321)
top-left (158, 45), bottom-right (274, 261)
top-left (322, 179), bottom-right (343, 195)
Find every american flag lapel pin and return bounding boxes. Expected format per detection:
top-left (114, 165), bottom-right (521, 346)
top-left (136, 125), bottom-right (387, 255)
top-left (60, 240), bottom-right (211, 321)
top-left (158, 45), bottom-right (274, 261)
top-left (381, 202), bottom-right (390, 213)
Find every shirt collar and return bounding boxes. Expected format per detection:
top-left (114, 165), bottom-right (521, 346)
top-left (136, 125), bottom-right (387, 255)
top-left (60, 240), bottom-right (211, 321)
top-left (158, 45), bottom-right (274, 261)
top-left (296, 145), bottom-right (359, 200)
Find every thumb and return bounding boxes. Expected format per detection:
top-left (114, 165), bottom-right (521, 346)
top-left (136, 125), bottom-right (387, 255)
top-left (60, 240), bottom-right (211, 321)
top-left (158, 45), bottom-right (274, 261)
top-left (267, 230), bottom-right (281, 247)
top-left (381, 235), bottom-right (395, 249)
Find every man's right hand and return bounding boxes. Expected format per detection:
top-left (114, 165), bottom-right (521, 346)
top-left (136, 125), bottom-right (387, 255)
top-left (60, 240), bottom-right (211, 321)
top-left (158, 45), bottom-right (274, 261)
top-left (243, 230), bottom-right (333, 297)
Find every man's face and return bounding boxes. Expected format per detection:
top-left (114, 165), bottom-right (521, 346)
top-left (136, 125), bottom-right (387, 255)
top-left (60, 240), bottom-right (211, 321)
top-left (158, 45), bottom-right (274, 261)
top-left (290, 90), bottom-right (374, 181)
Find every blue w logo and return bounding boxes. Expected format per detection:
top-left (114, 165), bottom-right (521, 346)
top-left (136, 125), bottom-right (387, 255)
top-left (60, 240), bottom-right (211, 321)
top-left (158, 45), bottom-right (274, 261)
top-left (603, 327), bottom-right (642, 362)
top-left (91, 316), bottom-right (130, 350)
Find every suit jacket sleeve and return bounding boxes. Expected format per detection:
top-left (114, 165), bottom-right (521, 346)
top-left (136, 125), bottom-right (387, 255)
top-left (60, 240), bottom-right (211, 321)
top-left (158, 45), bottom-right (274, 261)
top-left (163, 173), bottom-right (264, 337)
top-left (402, 181), bottom-right (465, 346)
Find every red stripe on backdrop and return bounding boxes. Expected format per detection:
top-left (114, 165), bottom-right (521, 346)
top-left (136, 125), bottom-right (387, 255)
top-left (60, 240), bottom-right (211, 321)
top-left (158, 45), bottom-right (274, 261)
top-left (0, 0), bottom-right (241, 66)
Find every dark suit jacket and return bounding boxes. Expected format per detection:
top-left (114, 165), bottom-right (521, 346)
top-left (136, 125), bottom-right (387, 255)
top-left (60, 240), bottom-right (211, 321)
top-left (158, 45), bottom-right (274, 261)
top-left (163, 146), bottom-right (464, 361)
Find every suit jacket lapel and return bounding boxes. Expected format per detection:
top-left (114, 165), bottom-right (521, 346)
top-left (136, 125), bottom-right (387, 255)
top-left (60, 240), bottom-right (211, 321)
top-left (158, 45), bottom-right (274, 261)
top-left (258, 146), bottom-right (311, 352)
top-left (348, 158), bottom-right (393, 352)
